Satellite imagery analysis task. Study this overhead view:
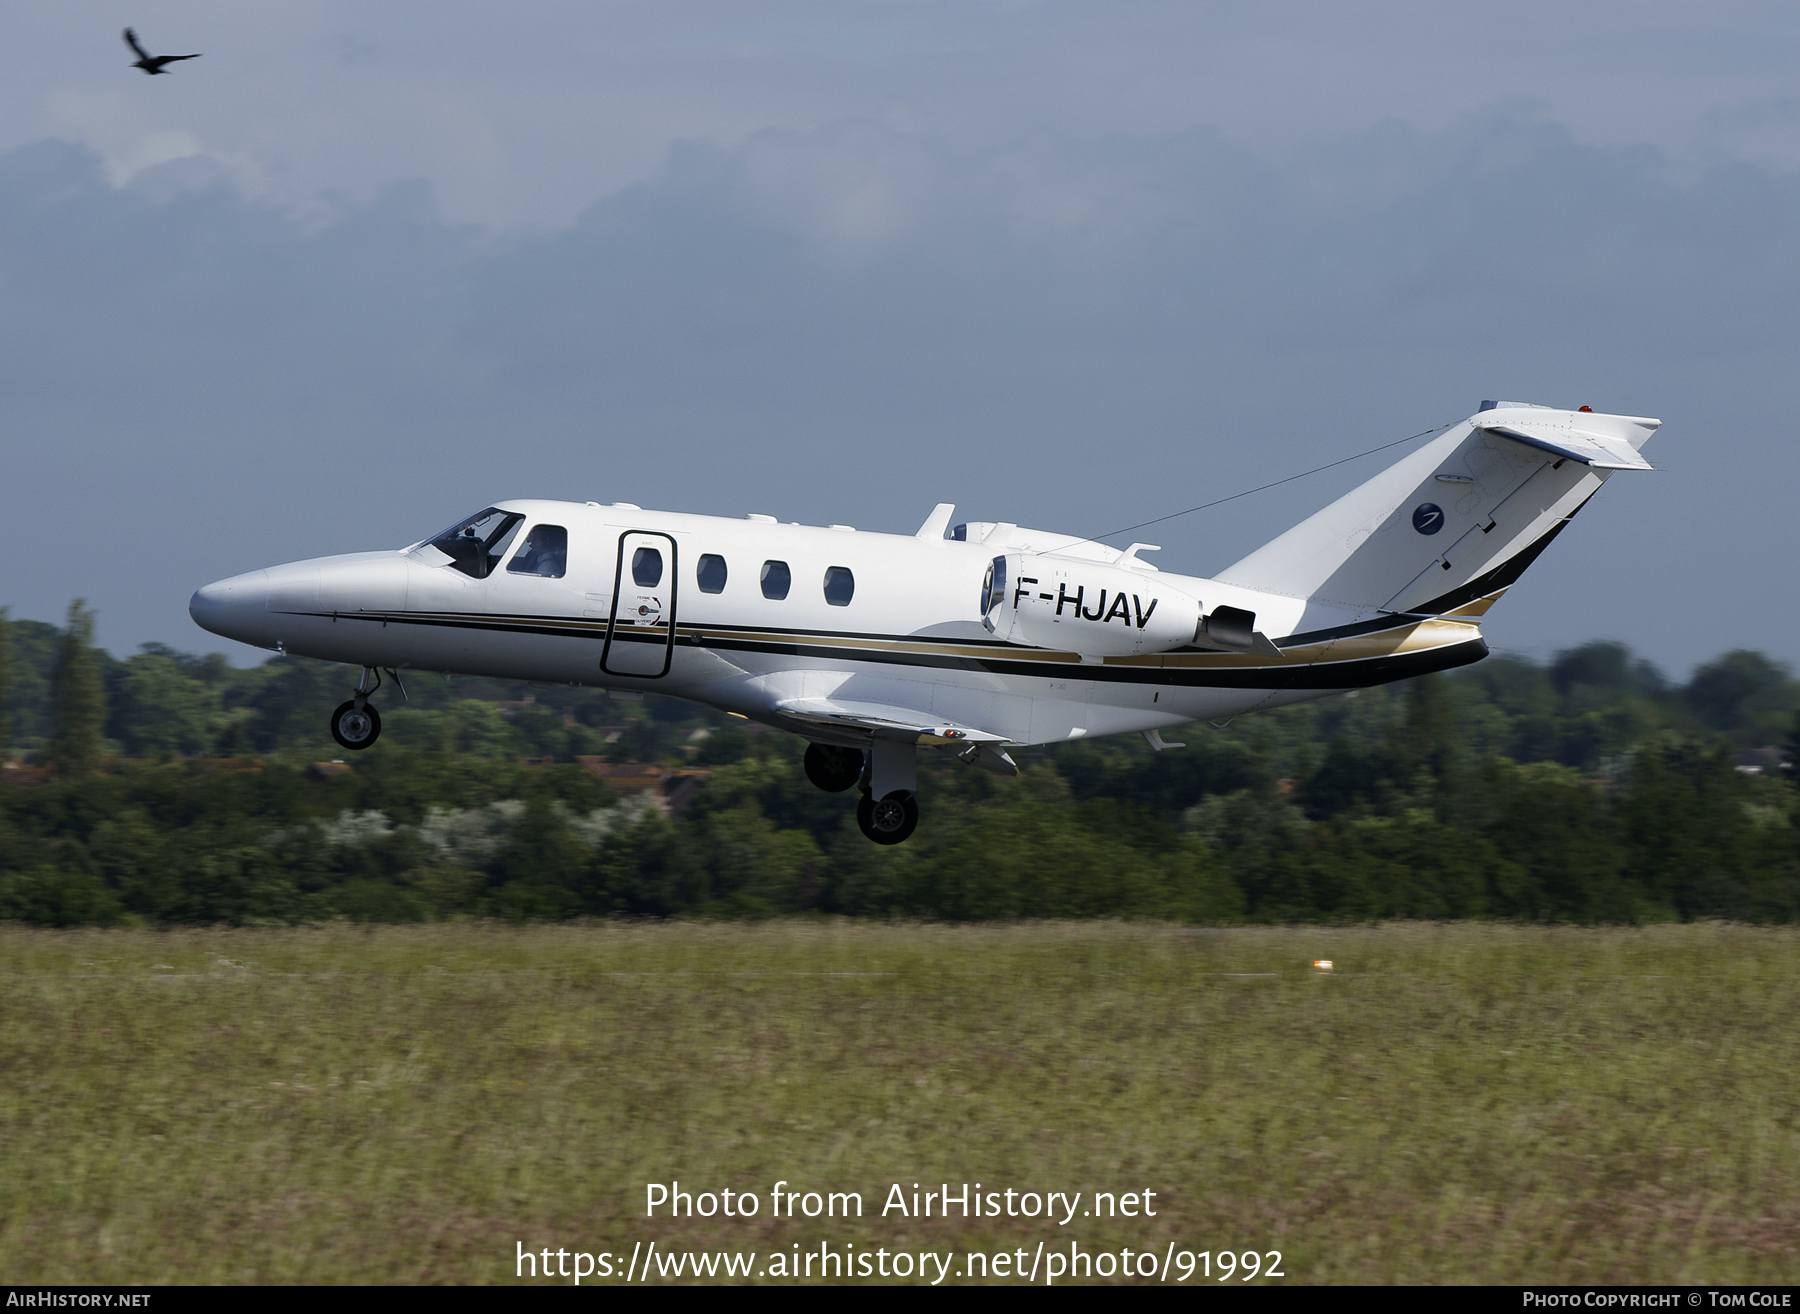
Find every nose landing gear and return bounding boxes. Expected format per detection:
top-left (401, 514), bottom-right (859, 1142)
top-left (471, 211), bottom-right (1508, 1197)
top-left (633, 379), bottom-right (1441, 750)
top-left (331, 699), bottom-right (381, 751)
top-left (330, 666), bottom-right (404, 751)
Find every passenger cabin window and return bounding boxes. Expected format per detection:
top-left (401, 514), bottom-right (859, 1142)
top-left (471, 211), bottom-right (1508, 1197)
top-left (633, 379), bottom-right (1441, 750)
top-left (507, 525), bottom-right (568, 578)
top-left (429, 508), bottom-right (524, 579)
top-left (760, 560), bottom-right (791, 600)
top-left (632, 546), bottom-right (664, 587)
top-left (697, 554), bottom-right (728, 594)
top-left (823, 566), bottom-right (854, 606)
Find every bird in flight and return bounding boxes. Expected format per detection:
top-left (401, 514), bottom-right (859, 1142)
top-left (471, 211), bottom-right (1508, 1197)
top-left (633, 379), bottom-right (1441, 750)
top-left (123, 28), bottom-right (200, 75)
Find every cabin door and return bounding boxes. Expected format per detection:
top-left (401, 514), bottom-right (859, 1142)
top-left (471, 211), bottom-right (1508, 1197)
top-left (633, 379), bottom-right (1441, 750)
top-left (601, 530), bottom-right (678, 679)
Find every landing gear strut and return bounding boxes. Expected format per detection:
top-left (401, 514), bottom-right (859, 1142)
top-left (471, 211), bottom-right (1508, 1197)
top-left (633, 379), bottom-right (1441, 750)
top-left (857, 791), bottom-right (919, 845)
top-left (330, 667), bottom-right (386, 751)
top-left (850, 739), bottom-right (920, 844)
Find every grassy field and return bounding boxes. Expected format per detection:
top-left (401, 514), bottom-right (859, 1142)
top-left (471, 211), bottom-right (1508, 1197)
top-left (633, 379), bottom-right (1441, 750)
top-left (1, 920), bottom-right (1797, 1285)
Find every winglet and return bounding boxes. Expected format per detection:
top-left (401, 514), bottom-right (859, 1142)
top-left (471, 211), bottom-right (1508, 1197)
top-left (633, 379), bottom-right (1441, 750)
top-left (916, 503), bottom-right (956, 539)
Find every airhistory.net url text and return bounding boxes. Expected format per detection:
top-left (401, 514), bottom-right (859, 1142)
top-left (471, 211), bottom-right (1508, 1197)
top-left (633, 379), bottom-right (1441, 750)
top-left (515, 1239), bottom-right (1284, 1284)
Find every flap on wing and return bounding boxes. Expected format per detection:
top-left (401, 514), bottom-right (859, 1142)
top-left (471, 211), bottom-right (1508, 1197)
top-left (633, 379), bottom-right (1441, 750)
top-left (1482, 421), bottom-right (1654, 471)
top-left (776, 697), bottom-right (1014, 746)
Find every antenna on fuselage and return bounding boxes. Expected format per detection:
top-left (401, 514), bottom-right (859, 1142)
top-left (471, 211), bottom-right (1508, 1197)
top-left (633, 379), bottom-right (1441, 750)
top-left (1063, 421), bottom-right (1455, 555)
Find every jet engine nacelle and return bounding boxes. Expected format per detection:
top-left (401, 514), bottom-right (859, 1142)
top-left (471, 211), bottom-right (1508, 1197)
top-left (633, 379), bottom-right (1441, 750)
top-left (981, 553), bottom-right (1202, 657)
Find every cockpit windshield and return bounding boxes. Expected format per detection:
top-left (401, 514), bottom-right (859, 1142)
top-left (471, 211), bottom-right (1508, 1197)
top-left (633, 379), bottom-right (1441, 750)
top-left (426, 508), bottom-right (525, 579)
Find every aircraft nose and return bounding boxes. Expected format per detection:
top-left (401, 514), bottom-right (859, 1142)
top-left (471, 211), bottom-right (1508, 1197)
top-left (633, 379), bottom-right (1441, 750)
top-left (189, 570), bottom-right (270, 644)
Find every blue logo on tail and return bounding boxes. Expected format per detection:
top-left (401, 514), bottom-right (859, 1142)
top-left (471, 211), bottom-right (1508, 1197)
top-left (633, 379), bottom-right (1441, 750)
top-left (1412, 503), bottom-right (1444, 535)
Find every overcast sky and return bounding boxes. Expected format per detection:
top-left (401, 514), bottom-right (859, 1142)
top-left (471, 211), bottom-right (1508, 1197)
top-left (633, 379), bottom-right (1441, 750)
top-left (6, 2), bottom-right (1800, 677)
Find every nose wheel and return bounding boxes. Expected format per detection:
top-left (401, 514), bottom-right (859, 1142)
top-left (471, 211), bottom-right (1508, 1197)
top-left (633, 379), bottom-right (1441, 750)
top-left (331, 699), bottom-right (382, 751)
top-left (856, 791), bottom-right (918, 845)
top-left (330, 666), bottom-right (393, 751)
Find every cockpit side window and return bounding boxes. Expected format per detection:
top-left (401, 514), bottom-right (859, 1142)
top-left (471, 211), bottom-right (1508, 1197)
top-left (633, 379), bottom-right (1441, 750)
top-left (507, 524), bottom-right (568, 579)
top-left (429, 508), bottom-right (525, 579)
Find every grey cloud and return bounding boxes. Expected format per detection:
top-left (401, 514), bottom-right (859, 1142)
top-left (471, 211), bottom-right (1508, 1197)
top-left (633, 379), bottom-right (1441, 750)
top-left (6, 5), bottom-right (1800, 230)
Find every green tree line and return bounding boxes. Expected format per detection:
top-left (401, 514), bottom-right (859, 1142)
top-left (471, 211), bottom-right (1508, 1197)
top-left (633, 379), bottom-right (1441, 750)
top-left (3, 602), bottom-right (1799, 925)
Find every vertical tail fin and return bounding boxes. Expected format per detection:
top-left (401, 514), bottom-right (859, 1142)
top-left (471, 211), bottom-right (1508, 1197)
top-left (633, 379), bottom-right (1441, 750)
top-left (1215, 403), bottom-right (1660, 619)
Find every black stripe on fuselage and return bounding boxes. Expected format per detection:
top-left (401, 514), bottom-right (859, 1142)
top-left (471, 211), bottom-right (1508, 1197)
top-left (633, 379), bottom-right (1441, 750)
top-left (274, 608), bottom-right (1487, 690)
top-left (286, 603), bottom-right (1414, 653)
top-left (1268, 613), bottom-right (1428, 648)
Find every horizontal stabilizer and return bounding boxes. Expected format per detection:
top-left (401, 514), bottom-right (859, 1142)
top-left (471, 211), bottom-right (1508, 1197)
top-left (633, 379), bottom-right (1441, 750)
top-left (1481, 418), bottom-right (1653, 471)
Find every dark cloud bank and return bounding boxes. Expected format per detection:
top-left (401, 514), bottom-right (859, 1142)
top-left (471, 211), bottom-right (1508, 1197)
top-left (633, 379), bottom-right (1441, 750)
top-left (4, 109), bottom-right (1796, 674)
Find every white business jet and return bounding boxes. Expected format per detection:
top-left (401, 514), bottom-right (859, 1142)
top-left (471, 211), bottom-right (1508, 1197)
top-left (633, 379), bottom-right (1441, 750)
top-left (190, 401), bottom-right (1658, 843)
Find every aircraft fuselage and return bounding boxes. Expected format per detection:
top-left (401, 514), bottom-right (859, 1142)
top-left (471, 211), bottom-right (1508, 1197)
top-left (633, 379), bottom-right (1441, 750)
top-left (190, 502), bottom-right (1487, 748)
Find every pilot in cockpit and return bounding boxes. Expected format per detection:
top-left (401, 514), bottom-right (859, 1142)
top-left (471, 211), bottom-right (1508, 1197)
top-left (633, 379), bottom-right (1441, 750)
top-left (507, 524), bottom-right (568, 578)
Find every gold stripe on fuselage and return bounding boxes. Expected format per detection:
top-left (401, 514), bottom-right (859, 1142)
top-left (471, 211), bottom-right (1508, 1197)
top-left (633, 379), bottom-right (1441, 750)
top-left (337, 607), bottom-right (1483, 677)
top-left (1439, 589), bottom-right (1508, 619)
top-left (1150, 616), bottom-right (1482, 670)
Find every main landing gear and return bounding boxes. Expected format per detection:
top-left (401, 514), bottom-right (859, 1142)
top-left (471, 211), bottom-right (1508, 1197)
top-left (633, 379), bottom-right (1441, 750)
top-left (330, 666), bottom-right (406, 752)
top-left (803, 743), bottom-right (862, 792)
top-left (805, 740), bottom-right (920, 845)
top-left (856, 791), bottom-right (918, 845)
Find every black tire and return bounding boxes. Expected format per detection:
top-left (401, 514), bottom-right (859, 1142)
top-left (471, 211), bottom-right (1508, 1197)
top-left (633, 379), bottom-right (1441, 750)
top-left (856, 791), bottom-right (918, 845)
top-left (804, 742), bottom-right (863, 793)
top-left (330, 700), bottom-right (382, 751)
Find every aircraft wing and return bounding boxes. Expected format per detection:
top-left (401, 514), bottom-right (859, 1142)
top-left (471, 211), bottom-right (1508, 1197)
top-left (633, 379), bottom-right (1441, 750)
top-left (1481, 419), bottom-right (1654, 471)
top-left (775, 697), bottom-right (1015, 747)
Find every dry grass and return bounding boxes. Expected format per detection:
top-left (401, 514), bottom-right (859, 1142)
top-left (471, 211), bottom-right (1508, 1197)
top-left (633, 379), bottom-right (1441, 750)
top-left (1, 920), bottom-right (1797, 1284)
